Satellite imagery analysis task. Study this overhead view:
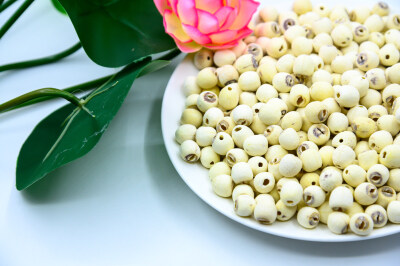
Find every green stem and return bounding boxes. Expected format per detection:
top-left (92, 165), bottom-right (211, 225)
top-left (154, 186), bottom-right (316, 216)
top-left (0, 1), bottom-right (4, 7)
top-left (0, 0), bottom-right (18, 13)
top-left (0, 42), bottom-right (82, 72)
top-left (1, 47), bottom-right (182, 112)
top-left (0, 88), bottom-right (85, 113)
top-left (0, 0), bottom-right (34, 39)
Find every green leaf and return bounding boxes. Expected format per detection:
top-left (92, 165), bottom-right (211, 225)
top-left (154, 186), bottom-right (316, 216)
top-left (57, 0), bottom-right (176, 67)
top-left (16, 58), bottom-right (170, 190)
top-left (51, 0), bottom-right (67, 15)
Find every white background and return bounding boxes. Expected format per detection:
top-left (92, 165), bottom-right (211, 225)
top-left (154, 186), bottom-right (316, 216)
top-left (0, 0), bottom-right (399, 265)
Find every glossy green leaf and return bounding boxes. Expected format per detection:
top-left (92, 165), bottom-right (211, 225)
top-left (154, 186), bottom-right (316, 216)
top-left (16, 58), bottom-right (170, 190)
top-left (51, 0), bottom-right (67, 15)
top-left (57, 0), bottom-right (176, 67)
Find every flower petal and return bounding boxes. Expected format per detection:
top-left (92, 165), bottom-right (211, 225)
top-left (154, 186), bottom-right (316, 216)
top-left (214, 6), bottom-right (234, 26)
top-left (167, 0), bottom-right (178, 14)
top-left (225, 0), bottom-right (239, 8)
top-left (197, 10), bottom-right (219, 34)
top-left (154, 0), bottom-right (169, 15)
top-left (221, 9), bottom-right (237, 30)
top-left (195, 0), bottom-right (223, 13)
top-left (229, 0), bottom-right (259, 30)
top-left (177, 0), bottom-right (198, 26)
top-left (209, 27), bottom-right (252, 44)
top-left (164, 10), bottom-right (192, 43)
top-left (182, 24), bottom-right (212, 44)
top-left (203, 41), bottom-right (238, 50)
top-left (175, 40), bottom-right (202, 53)
top-left (209, 29), bottom-right (238, 44)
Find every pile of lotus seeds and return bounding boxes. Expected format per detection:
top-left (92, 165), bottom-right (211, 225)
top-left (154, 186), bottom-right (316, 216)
top-left (175, 0), bottom-right (400, 236)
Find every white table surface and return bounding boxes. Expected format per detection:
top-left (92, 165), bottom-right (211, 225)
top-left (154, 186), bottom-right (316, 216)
top-left (0, 1), bottom-right (399, 265)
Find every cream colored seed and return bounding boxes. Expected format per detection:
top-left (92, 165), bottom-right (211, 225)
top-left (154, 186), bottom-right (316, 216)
top-left (361, 89), bottom-right (382, 108)
top-left (334, 85), bottom-right (360, 108)
top-left (203, 107), bottom-right (224, 128)
top-left (253, 172), bottom-right (275, 194)
top-left (279, 154), bottom-right (302, 177)
top-left (280, 180), bottom-right (303, 206)
top-left (197, 91), bottom-right (218, 112)
top-left (180, 140), bottom-right (201, 163)
top-left (200, 147), bottom-right (220, 169)
top-left (244, 43), bottom-right (263, 62)
top-left (276, 199), bottom-right (297, 221)
top-left (264, 125), bottom-right (283, 146)
top-left (332, 145), bottom-right (356, 169)
top-left (238, 71), bottom-right (261, 92)
top-left (225, 148), bottom-right (248, 167)
top-left (231, 125), bottom-right (254, 148)
top-left (365, 204), bottom-right (388, 228)
top-left (331, 24), bottom-right (353, 47)
top-left (319, 167), bottom-right (343, 192)
top-left (322, 98), bottom-right (341, 114)
top-left (216, 65), bottom-right (239, 87)
top-left (293, 55), bottom-right (315, 76)
top-left (216, 116), bottom-right (235, 135)
top-left (239, 92), bottom-right (257, 107)
top-left (364, 14), bottom-right (385, 33)
top-left (259, 6), bottom-right (279, 22)
top-left (376, 186), bottom-right (396, 209)
top-left (331, 56), bottom-right (353, 74)
top-left (218, 83), bottom-right (240, 110)
top-left (257, 59), bottom-right (277, 83)
top-left (256, 84), bottom-right (278, 103)
top-left (312, 69), bottom-right (333, 84)
top-left (305, 101), bottom-right (329, 123)
top-left (284, 25), bottom-right (307, 43)
top-left (195, 126), bottom-right (217, 147)
top-left (272, 72), bottom-right (295, 93)
top-left (255, 22), bottom-right (281, 38)
top-left (276, 54), bottom-right (295, 73)
top-left (365, 68), bottom-right (386, 90)
top-left (327, 212), bottom-right (350, 234)
top-left (280, 111), bottom-right (302, 131)
top-left (300, 149), bottom-right (322, 172)
top-left (332, 131), bottom-right (357, 149)
top-left (386, 15), bottom-right (400, 30)
top-left (379, 44), bottom-right (399, 67)
top-left (319, 145), bottom-right (335, 168)
top-left (296, 140), bottom-right (318, 157)
top-left (329, 186), bottom-right (353, 211)
top-left (343, 164), bottom-right (366, 188)
top-left (369, 32), bottom-right (385, 48)
top-left (388, 169), bottom-right (400, 192)
top-left (369, 130), bottom-right (393, 153)
top-left (349, 213), bottom-right (374, 236)
top-left (193, 49), bottom-right (213, 70)
top-left (297, 207), bottom-right (320, 229)
top-left (213, 50), bottom-right (236, 67)
top-left (358, 150), bottom-right (379, 171)
top-left (231, 105), bottom-right (253, 126)
top-left (351, 117), bottom-right (377, 139)
top-left (292, 36), bottom-right (313, 56)
top-left (234, 194), bottom-right (256, 217)
top-left (266, 37), bottom-right (288, 58)
top-left (212, 132), bottom-right (234, 156)
top-left (289, 84), bottom-right (310, 107)
top-left (387, 201), bottom-right (400, 223)
top-left (254, 195), bottom-right (277, 225)
top-left (308, 124), bottom-right (330, 145)
top-left (175, 124), bottom-right (197, 144)
top-left (385, 29), bottom-right (400, 50)
top-left (243, 135), bottom-right (269, 156)
top-left (234, 54), bottom-right (258, 74)
top-left (310, 82), bottom-right (334, 101)
top-left (180, 108), bottom-right (203, 128)
top-left (327, 112), bottom-right (348, 134)
top-left (319, 45), bottom-right (338, 64)
top-left (279, 128), bottom-right (300, 150)
top-left (209, 162), bottom-right (230, 181)
top-left (212, 174), bottom-right (233, 197)
top-left (354, 182), bottom-right (378, 205)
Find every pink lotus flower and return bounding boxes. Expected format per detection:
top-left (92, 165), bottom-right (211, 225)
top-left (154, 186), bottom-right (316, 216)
top-left (154, 0), bottom-right (259, 52)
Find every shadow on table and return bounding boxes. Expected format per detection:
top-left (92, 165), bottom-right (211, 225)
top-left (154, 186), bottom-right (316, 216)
top-left (143, 93), bottom-right (400, 259)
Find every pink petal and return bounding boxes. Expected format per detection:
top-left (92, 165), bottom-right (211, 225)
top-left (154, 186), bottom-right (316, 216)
top-left (203, 41), bottom-right (238, 50)
top-left (154, 0), bottom-right (169, 15)
top-left (225, 0), bottom-right (239, 8)
top-left (182, 24), bottom-right (211, 44)
top-left (209, 29), bottom-right (238, 44)
top-left (164, 10), bottom-right (192, 43)
top-left (167, 0), bottom-right (178, 14)
top-left (195, 0), bottom-right (223, 13)
top-left (177, 0), bottom-right (198, 26)
top-left (221, 9), bottom-right (237, 30)
top-left (175, 40), bottom-right (202, 53)
top-left (197, 10), bottom-right (219, 34)
top-left (214, 6), bottom-right (234, 26)
top-left (229, 0), bottom-right (259, 30)
top-left (209, 27), bottom-right (253, 45)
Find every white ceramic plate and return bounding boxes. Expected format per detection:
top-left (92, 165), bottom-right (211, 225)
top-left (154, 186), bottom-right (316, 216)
top-left (161, 0), bottom-right (400, 242)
